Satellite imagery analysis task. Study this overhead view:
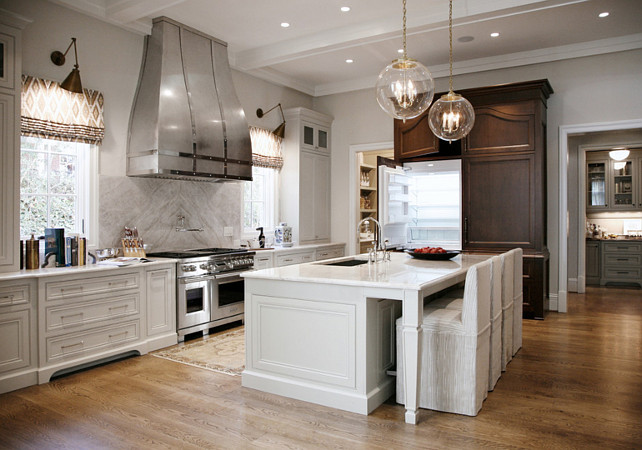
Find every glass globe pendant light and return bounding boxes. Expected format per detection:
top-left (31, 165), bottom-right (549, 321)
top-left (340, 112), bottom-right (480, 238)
top-left (375, 0), bottom-right (434, 121)
top-left (428, 0), bottom-right (475, 141)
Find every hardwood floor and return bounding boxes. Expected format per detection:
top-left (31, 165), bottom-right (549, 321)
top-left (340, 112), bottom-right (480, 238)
top-left (1, 286), bottom-right (640, 449)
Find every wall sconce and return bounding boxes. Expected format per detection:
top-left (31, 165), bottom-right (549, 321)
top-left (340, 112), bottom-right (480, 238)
top-left (50, 37), bottom-right (83, 93)
top-left (256, 103), bottom-right (286, 139)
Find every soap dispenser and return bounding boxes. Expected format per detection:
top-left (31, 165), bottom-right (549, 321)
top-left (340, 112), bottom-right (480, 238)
top-left (256, 227), bottom-right (265, 248)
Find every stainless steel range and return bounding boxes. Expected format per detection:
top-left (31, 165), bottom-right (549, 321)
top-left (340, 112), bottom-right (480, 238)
top-left (147, 248), bottom-right (254, 341)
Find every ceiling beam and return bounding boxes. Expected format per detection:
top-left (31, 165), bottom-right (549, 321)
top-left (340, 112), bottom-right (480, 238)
top-left (105, 0), bottom-right (187, 23)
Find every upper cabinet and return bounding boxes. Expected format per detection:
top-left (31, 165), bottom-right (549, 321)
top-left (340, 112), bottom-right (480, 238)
top-left (281, 108), bottom-right (333, 245)
top-left (0, 15), bottom-right (26, 273)
top-left (394, 114), bottom-right (461, 161)
top-left (587, 151), bottom-right (641, 212)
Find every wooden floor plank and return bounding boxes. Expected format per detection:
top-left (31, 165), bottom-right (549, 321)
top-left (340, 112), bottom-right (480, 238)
top-left (0, 286), bottom-right (640, 448)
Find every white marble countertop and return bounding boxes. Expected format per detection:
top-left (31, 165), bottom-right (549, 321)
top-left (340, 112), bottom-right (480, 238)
top-left (0, 258), bottom-right (177, 282)
top-left (242, 252), bottom-right (491, 290)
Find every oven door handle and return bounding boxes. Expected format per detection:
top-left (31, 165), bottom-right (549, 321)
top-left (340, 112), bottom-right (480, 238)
top-left (179, 275), bottom-right (217, 284)
top-left (214, 272), bottom-right (243, 283)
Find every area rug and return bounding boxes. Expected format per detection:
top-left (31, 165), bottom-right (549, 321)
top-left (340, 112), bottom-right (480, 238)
top-left (151, 326), bottom-right (245, 376)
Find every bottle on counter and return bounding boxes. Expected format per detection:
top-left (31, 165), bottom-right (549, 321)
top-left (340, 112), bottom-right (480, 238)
top-left (25, 233), bottom-right (39, 270)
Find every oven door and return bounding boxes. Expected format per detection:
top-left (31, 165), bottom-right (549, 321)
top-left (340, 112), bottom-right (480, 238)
top-left (211, 271), bottom-right (244, 322)
top-left (178, 276), bottom-right (213, 330)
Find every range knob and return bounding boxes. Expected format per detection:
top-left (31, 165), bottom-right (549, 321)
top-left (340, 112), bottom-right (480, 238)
top-left (226, 261), bottom-right (234, 269)
top-left (200, 263), bottom-right (210, 270)
top-left (182, 264), bottom-right (196, 272)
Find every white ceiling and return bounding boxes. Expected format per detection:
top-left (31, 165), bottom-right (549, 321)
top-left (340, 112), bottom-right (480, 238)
top-left (50, 0), bottom-right (642, 96)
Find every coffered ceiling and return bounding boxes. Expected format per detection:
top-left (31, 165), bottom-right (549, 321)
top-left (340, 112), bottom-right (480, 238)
top-left (49, 0), bottom-right (642, 96)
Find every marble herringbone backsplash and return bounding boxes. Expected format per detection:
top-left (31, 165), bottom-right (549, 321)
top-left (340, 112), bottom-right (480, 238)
top-left (99, 175), bottom-right (242, 251)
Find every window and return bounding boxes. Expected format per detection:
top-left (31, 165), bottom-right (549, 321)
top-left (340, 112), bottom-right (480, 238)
top-left (20, 136), bottom-right (92, 238)
top-left (243, 166), bottom-right (278, 236)
top-left (19, 75), bottom-right (104, 246)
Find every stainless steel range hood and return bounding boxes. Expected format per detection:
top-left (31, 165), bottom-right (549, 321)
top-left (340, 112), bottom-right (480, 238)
top-left (127, 17), bottom-right (252, 181)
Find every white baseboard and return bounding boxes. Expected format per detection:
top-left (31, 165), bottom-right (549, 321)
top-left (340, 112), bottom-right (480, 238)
top-left (549, 293), bottom-right (559, 312)
top-left (568, 278), bottom-right (578, 293)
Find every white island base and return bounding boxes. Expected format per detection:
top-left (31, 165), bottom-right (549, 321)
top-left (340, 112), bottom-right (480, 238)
top-left (242, 278), bottom-right (400, 415)
top-left (242, 253), bottom-right (491, 423)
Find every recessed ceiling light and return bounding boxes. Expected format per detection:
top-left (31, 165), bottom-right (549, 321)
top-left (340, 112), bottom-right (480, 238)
top-left (280, 22), bottom-right (290, 28)
top-left (598, 12), bottom-right (609, 18)
top-left (341, 6), bottom-right (351, 12)
top-left (458, 36), bottom-right (474, 43)
top-left (345, 59), bottom-right (354, 63)
top-left (490, 32), bottom-right (500, 38)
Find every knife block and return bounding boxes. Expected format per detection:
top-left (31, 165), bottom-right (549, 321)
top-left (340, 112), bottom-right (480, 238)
top-left (122, 238), bottom-right (146, 257)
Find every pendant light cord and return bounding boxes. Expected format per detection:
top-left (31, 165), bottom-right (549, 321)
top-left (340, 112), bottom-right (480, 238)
top-left (448, 0), bottom-right (453, 93)
top-left (402, 0), bottom-right (408, 60)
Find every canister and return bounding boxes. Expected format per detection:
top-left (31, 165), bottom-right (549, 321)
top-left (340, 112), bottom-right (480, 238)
top-left (25, 234), bottom-right (39, 270)
top-left (274, 222), bottom-right (293, 247)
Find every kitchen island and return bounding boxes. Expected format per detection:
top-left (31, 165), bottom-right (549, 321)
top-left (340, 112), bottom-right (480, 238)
top-left (242, 252), bottom-right (491, 424)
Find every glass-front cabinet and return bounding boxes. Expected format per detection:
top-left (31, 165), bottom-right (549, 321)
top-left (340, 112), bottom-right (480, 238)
top-left (587, 153), bottom-right (640, 212)
top-left (587, 160), bottom-right (608, 210)
top-left (611, 160), bottom-right (634, 209)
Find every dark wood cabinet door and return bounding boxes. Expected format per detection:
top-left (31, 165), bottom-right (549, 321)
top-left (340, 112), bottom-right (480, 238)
top-left (394, 114), bottom-right (438, 160)
top-left (465, 102), bottom-right (536, 156)
top-left (463, 154), bottom-right (537, 251)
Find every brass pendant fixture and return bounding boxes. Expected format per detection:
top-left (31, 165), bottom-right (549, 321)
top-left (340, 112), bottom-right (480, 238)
top-left (375, 0), bottom-right (434, 121)
top-left (50, 37), bottom-right (83, 94)
top-left (428, 0), bottom-right (475, 142)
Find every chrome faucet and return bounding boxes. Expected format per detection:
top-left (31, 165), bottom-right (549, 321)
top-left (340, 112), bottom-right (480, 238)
top-left (357, 217), bottom-right (390, 263)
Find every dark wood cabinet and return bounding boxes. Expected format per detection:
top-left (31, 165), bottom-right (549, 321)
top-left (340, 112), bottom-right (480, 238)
top-left (394, 79), bottom-right (553, 319)
top-left (394, 114), bottom-right (461, 161)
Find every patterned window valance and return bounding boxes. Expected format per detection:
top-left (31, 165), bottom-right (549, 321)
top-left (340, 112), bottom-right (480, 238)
top-left (250, 126), bottom-right (284, 170)
top-left (20, 75), bottom-right (105, 145)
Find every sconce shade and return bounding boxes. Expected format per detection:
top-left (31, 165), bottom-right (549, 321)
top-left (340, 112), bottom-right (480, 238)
top-left (428, 92), bottom-right (475, 142)
top-left (375, 58), bottom-right (434, 120)
top-left (272, 121), bottom-right (286, 139)
top-left (51, 37), bottom-right (83, 94)
top-left (60, 67), bottom-right (83, 94)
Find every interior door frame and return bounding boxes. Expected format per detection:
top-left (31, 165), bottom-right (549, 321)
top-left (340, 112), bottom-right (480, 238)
top-left (348, 141), bottom-right (393, 255)
top-left (558, 118), bottom-right (642, 313)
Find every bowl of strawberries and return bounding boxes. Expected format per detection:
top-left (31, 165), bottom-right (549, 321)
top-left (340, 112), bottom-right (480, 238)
top-left (405, 246), bottom-right (460, 260)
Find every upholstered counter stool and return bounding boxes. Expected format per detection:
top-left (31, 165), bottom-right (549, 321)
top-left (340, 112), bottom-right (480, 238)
top-left (396, 259), bottom-right (492, 416)
top-left (424, 255), bottom-right (503, 391)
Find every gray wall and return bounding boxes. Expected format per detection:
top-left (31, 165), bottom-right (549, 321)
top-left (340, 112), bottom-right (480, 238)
top-left (314, 49), bottom-right (642, 301)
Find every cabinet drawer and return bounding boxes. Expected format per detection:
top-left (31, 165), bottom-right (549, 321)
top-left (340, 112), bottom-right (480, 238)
top-left (46, 293), bottom-right (140, 333)
top-left (45, 273), bottom-right (140, 301)
top-left (275, 252), bottom-right (314, 267)
top-left (603, 267), bottom-right (642, 280)
top-left (315, 247), bottom-right (345, 261)
top-left (602, 242), bottom-right (642, 254)
top-left (603, 254), bottom-right (642, 266)
top-left (254, 255), bottom-right (273, 270)
top-left (0, 283), bottom-right (32, 307)
top-left (46, 320), bottom-right (140, 362)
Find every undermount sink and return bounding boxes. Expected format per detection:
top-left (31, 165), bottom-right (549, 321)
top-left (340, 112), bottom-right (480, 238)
top-left (321, 259), bottom-right (369, 267)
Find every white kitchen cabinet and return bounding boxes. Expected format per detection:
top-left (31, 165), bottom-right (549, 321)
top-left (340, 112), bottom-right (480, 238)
top-left (0, 279), bottom-right (37, 394)
top-left (281, 108), bottom-right (333, 245)
top-left (314, 244), bottom-right (345, 261)
top-left (275, 250), bottom-right (315, 267)
top-left (0, 18), bottom-right (24, 273)
top-left (253, 252), bottom-right (274, 270)
top-left (146, 266), bottom-right (176, 337)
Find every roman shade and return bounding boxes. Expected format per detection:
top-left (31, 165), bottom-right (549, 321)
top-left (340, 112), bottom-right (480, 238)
top-left (250, 126), bottom-right (283, 169)
top-left (20, 75), bottom-right (104, 145)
